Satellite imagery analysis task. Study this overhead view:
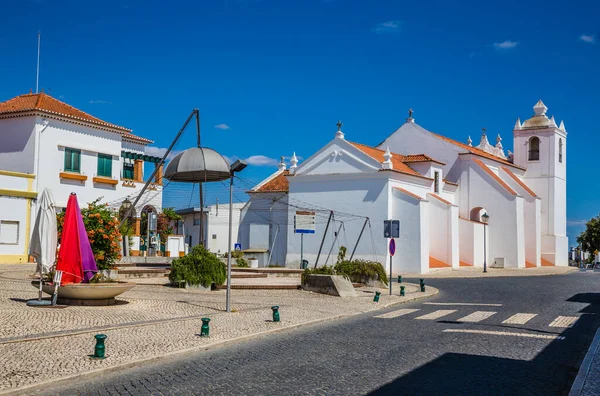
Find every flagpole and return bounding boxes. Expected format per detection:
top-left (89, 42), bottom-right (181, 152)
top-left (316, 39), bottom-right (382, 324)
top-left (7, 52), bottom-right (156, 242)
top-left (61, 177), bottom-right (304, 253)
top-left (36, 32), bottom-right (41, 94)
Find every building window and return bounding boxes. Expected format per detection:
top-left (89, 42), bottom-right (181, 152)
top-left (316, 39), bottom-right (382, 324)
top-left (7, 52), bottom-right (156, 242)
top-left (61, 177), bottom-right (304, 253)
top-left (212, 234), bottom-right (217, 240)
top-left (528, 137), bottom-right (540, 161)
top-left (193, 215), bottom-right (200, 226)
top-left (64, 148), bottom-right (81, 172)
top-left (97, 154), bottom-right (113, 177)
top-left (123, 163), bottom-right (134, 180)
top-left (0, 221), bottom-right (19, 245)
top-left (434, 171), bottom-right (440, 193)
top-left (559, 138), bottom-right (563, 163)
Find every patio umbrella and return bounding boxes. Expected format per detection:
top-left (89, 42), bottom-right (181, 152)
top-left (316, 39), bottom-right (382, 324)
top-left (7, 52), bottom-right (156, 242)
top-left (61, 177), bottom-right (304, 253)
top-left (55, 193), bottom-right (97, 284)
top-left (28, 188), bottom-right (57, 299)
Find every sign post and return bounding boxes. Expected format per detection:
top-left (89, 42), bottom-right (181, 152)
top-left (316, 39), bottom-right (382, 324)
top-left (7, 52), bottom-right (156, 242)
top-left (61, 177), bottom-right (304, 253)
top-left (295, 211), bottom-right (316, 269)
top-left (389, 238), bottom-right (396, 295)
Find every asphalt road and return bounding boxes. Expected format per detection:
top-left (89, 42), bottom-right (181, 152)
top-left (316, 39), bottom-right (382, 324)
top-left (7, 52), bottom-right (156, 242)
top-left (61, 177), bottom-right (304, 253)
top-left (38, 271), bottom-right (600, 396)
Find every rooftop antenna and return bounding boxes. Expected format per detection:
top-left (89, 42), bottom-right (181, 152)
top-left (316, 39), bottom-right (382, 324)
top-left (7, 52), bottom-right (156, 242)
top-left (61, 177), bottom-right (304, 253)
top-left (36, 31), bottom-right (41, 94)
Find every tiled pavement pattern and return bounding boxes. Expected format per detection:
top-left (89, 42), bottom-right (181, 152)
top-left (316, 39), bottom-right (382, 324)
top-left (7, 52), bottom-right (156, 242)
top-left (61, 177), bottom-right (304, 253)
top-left (0, 265), bottom-right (435, 392)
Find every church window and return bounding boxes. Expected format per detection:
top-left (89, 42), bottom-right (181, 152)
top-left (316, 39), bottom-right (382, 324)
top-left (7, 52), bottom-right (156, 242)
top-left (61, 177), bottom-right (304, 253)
top-left (434, 171), bottom-right (440, 193)
top-left (559, 139), bottom-right (563, 163)
top-left (528, 137), bottom-right (540, 161)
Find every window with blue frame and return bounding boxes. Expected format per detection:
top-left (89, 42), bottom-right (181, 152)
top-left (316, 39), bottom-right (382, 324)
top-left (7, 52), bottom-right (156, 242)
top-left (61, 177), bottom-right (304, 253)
top-left (97, 154), bottom-right (113, 177)
top-left (123, 162), bottom-right (134, 180)
top-left (64, 148), bottom-right (81, 172)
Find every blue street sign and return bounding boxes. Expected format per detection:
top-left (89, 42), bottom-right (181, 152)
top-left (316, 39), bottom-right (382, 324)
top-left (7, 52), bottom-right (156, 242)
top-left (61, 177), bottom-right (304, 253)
top-left (384, 220), bottom-right (400, 238)
top-left (234, 243), bottom-right (242, 252)
top-left (389, 238), bottom-right (396, 257)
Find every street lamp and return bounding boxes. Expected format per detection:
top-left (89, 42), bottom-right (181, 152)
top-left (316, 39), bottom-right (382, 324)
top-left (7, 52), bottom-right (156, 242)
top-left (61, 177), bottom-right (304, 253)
top-left (481, 212), bottom-right (489, 273)
top-left (226, 159), bottom-right (247, 313)
top-left (121, 198), bottom-right (133, 256)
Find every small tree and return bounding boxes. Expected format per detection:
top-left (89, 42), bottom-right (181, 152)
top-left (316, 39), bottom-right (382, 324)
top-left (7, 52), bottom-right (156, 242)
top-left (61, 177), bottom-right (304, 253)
top-left (577, 215), bottom-right (600, 258)
top-left (157, 207), bottom-right (182, 244)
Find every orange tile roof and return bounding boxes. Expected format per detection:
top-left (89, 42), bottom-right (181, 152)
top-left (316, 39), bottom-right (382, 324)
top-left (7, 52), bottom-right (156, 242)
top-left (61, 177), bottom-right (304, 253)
top-left (403, 154), bottom-right (445, 165)
top-left (501, 167), bottom-right (538, 198)
top-left (253, 170), bottom-right (290, 193)
top-left (393, 187), bottom-right (424, 201)
top-left (472, 158), bottom-right (517, 196)
top-left (428, 193), bottom-right (452, 205)
top-left (348, 142), bottom-right (435, 179)
top-left (430, 132), bottom-right (525, 170)
top-left (0, 92), bottom-right (153, 144)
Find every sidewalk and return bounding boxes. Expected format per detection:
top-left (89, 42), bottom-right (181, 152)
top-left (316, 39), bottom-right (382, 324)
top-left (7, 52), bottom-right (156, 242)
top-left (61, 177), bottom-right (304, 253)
top-left (402, 266), bottom-right (577, 278)
top-left (0, 265), bottom-right (437, 394)
top-left (570, 328), bottom-right (600, 396)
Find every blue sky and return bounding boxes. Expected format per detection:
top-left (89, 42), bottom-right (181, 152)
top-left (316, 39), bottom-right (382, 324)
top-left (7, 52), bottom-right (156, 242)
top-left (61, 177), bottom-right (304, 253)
top-left (1, 0), bottom-right (598, 243)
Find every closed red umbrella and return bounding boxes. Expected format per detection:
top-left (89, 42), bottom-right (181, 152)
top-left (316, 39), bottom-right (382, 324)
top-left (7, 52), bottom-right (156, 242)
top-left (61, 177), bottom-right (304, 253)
top-left (55, 193), bottom-right (84, 284)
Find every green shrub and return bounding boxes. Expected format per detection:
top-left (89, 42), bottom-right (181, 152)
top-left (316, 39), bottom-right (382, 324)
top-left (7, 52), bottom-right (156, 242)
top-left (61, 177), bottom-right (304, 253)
top-left (236, 258), bottom-right (249, 268)
top-left (231, 250), bottom-right (244, 259)
top-left (334, 259), bottom-right (388, 286)
top-left (301, 265), bottom-right (335, 285)
top-left (89, 273), bottom-right (117, 283)
top-left (169, 245), bottom-right (226, 288)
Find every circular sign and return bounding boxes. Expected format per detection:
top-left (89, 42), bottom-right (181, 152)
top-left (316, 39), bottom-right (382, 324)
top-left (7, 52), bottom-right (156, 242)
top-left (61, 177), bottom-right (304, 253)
top-left (389, 238), bottom-right (396, 257)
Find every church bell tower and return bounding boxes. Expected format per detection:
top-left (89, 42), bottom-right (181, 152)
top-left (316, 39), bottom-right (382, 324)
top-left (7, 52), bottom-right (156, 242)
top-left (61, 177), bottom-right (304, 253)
top-left (513, 100), bottom-right (567, 266)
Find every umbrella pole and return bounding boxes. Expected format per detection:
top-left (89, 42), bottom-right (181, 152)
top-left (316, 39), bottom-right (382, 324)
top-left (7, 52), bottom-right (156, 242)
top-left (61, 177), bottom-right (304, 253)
top-left (38, 273), bottom-right (43, 300)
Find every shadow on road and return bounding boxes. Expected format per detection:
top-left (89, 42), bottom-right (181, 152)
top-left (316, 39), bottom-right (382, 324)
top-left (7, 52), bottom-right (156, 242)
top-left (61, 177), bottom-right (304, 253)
top-left (368, 293), bottom-right (600, 396)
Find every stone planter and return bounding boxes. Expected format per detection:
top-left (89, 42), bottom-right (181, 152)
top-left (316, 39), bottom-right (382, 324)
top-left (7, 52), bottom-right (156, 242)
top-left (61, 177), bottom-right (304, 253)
top-left (32, 281), bottom-right (135, 300)
top-left (301, 274), bottom-right (357, 298)
top-left (100, 269), bottom-right (118, 280)
top-left (248, 258), bottom-right (259, 268)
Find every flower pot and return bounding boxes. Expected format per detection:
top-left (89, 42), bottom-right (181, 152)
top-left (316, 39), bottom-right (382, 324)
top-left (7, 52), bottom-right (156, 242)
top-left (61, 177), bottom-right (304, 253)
top-left (248, 258), bottom-right (259, 268)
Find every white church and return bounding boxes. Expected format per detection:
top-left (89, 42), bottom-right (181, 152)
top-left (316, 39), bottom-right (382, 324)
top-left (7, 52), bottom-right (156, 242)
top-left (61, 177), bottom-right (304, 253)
top-left (239, 100), bottom-right (567, 274)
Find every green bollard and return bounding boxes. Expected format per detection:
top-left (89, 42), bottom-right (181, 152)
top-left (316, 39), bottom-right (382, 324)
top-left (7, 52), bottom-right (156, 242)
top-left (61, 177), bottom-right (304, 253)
top-left (419, 278), bottom-right (425, 292)
top-left (400, 286), bottom-right (405, 296)
top-left (94, 334), bottom-right (107, 359)
top-left (200, 318), bottom-right (211, 337)
top-left (271, 306), bottom-right (280, 322)
top-left (397, 275), bottom-right (402, 283)
top-left (373, 291), bottom-right (381, 302)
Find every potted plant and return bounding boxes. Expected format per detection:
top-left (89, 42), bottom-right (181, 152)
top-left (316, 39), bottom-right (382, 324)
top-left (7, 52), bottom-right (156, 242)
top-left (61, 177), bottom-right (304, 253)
top-left (247, 257), bottom-right (259, 268)
top-left (169, 245), bottom-right (227, 290)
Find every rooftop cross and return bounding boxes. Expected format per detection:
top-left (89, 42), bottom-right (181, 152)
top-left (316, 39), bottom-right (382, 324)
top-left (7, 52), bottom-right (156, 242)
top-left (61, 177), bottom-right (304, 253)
top-left (408, 108), bottom-right (413, 119)
top-left (336, 120), bottom-right (343, 131)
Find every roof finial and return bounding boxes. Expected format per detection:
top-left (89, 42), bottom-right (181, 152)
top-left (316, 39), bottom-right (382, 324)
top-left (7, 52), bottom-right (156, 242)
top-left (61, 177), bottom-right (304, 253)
top-left (335, 120), bottom-right (345, 139)
top-left (29, 88), bottom-right (32, 94)
top-left (496, 133), bottom-right (503, 148)
top-left (406, 108), bottom-right (415, 123)
top-left (559, 120), bottom-right (566, 132)
top-left (467, 136), bottom-right (472, 147)
top-left (481, 127), bottom-right (487, 136)
top-left (382, 146), bottom-right (393, 170)
top-left (289, 152), bottom-right (298, 174)
top-left (278, 156), bottom-right (286, 171)
top-left (534, 99), bottom-right (547, 116)
top-left (514, 117), bottom-right (522, 130)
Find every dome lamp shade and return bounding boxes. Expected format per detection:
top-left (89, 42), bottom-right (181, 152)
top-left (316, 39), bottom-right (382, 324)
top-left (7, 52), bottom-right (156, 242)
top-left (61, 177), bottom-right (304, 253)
top-left (164, 147), bottom-right (231, 183)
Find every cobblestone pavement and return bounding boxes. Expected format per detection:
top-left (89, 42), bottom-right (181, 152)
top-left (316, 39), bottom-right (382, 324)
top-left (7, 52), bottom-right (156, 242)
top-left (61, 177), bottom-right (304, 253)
top-left (0, 265), bottom-right (435, 393)
top-left (38, 271), bottom-right (600, 396)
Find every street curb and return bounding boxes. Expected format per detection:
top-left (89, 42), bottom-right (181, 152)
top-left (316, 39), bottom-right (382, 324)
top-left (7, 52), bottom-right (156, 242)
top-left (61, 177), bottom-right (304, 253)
top-left (7, 285), bottom-right (438, 395)
top-left (569, 327), bottom-right (600, 396)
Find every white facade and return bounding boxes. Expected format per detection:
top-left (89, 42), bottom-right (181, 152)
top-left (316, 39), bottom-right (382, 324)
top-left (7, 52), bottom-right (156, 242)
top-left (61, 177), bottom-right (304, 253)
top-left (239, 101), bottom-right (568, 274)
top-left (0, 92), bottom-right (163, 262)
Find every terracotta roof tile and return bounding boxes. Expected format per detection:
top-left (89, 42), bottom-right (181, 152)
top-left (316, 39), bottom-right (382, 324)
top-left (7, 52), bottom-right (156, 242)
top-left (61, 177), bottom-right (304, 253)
top-left (348, 142), bottom-right (435, 179)
top-left (501, 167), bottom-right (538, 198)
top-left (0, 93), bottom-right (153, 144)
top-left (430, 132), bottom-right (525, 170)
top-left (254, 170), bottom-right (290, 193)
top-left (393, 187), bottom-right (424, 201)
top-left (403, 154), bottom-right (445, 165)
top-left (472, 158), bottom-right (517, 196)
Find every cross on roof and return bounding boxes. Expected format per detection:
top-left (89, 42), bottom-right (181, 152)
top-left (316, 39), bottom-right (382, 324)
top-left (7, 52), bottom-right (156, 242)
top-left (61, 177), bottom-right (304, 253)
top-left (408, 108), bottom-right (413, 118)
top-left (336, 120), bottom-right (343, 131)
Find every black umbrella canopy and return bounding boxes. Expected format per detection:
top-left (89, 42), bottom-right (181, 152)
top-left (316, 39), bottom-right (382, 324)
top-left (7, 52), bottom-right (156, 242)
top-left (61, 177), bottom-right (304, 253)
top-left (164, 147), bottom-right (231, 182)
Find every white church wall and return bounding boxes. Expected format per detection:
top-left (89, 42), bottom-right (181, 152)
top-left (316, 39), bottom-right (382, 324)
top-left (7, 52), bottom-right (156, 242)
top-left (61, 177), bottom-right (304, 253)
top-left (427, 195), bottom-right (453, 267)
top-left (286, 174), bottom-right (388, 268)
top-left (297, 140), bottom-right (379, 176)
top-left (0, 117), bottom-right (36, 174)
top-left (390, 188), bottom-right (428, 274)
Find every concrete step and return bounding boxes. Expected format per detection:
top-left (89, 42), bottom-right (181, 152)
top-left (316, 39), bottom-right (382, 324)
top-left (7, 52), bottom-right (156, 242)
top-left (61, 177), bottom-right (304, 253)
top-left (216, 284), bottom-right (301, 290)
top-left (230, 273), bottom-right (268, 279)
top-left (118, 268), bottom-right (170, 279)
top-left (230, 268), bottom-right (303, 277)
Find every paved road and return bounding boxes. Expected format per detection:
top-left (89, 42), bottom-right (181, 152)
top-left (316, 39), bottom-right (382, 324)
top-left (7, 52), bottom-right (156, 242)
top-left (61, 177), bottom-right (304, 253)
top-left (39, 271), bottom-right (600, 396)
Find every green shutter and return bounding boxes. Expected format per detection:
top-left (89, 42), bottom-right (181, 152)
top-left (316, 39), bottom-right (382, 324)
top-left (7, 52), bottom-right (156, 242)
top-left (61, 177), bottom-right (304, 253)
top-left (64, 148), bottom-right (81, 172)
top-left (123, 163), bottom-right (134, 180)
top-left (97, 154), bottom-right (112, 177)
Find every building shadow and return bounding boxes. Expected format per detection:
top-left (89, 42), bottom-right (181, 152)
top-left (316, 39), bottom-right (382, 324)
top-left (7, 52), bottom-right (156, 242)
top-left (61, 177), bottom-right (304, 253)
top-left (368, 293), bottom-right (600, 396)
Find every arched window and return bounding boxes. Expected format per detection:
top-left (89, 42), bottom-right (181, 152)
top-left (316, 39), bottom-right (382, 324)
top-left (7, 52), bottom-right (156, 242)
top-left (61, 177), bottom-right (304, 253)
top-left (528, 137), bottom-right (540, 161)
top-left (559, 138), bottom-right (563, 163)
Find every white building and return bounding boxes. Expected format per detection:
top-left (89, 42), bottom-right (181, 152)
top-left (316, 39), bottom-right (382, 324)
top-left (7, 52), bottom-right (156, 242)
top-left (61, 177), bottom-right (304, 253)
top-left (0, 92), bottom-right (163, 262)
top-left (175, 202), bottom-right (245, 255)
top-left (240, 101), bottom-right (567, 273)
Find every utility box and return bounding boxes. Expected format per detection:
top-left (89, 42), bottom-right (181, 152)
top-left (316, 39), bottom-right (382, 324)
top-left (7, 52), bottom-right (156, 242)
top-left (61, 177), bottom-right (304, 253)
top-left (491, 258), bottom-right (505, 268)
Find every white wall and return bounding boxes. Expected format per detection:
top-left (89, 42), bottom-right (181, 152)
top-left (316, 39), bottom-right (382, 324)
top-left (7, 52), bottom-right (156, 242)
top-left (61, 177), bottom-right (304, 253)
top-left (0, 117), bottom-right (36, 174)
top-left (427, 195), bottom-right (456, 268)
top-left (0, 196), bottom-right (29, 258)
top-left (205, 203), bottom-right (244, 255)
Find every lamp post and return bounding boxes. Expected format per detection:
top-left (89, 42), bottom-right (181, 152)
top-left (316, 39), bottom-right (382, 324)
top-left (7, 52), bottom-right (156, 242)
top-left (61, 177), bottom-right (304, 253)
top-left (226, 159), bottom-right (247, 313)
top-left (121, 198), bottom-right (133, 257)
top-left (481, 212), bottom-right (489, 273)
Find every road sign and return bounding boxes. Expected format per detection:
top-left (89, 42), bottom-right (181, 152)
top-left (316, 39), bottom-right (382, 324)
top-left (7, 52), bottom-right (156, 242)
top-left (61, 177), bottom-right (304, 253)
top-left (234, 243), bottom-right (242, 252)
top-left (384, 220), bottom-right (400, 238)
top-left (389, 238), bottom-right (396, 256)
top-left (295, 211), bottom-right (316, 234)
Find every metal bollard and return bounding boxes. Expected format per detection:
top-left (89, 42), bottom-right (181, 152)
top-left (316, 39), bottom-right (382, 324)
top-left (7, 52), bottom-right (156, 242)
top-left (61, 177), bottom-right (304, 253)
top-left (419, 278), bottom-right (425, 292)
top-left (271, 306), bottom-right (280, 322)
top-left (397, 275), bottom-right (402, 283)
top-left (200, 318), bottom-right (211, 337)
top-left (373, 291), bottom-right (381, 302)
top-left (94, 334), bottom-right (107, 359)
top-left (400, 286), bottom-right (405, 296)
